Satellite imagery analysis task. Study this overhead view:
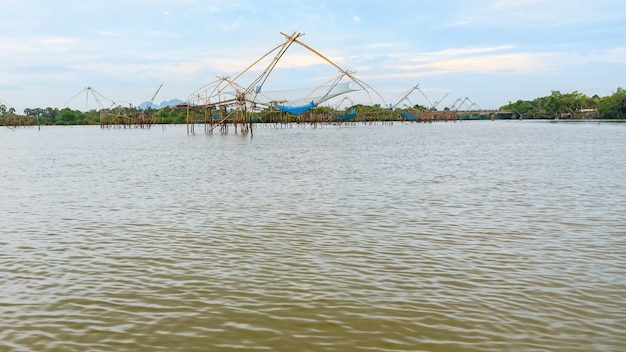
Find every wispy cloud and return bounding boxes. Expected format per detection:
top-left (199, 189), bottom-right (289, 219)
top-left (453, 0), bottom-right (624, 27)
top-left (603, 48), bottom-right (626, 63)
top-left (97, 30), bottom-right (117, 36)
top-left (420, 45), bottom-right (515, 60)
top-left (485, 0), bottom-right (554, 14)
top-left (412, 53), bottom-right (560, 75)
top-left (272, 54), bottom-right (328, 69)
top-left (39, 37), bottom-right (77, 45)
top-left (1, 0), bottom-right (625, 111)
top-left (0, 38), bottom-right (35, 54)
top-left (372, 45), bottom-right (622, 80)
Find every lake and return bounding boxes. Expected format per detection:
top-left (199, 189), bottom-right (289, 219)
top-left (1, 120), bottom-right (625, 351)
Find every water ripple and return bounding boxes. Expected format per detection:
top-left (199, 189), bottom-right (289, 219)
top-left (1, 123), bottom-right (625, 351)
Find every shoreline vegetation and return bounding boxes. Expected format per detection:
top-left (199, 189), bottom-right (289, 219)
top-left (1, 88), bottom-right (625, 128)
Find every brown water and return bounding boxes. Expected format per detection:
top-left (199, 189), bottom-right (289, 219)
top-left (1, 121), bottom-right (625, 351)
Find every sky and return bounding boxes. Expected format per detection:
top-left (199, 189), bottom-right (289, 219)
top-left (1, 0), bottom-right (625, 112)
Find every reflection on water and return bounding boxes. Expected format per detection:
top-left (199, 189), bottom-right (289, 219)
top-left (1, 121), bottom-right (625, 351)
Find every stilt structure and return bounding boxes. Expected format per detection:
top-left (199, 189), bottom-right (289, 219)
top-left (180, 31), bottom-right (387, 135)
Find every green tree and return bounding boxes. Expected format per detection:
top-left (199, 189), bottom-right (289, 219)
top-left (544, 90), bottom-right (563, 116)
top-left (45, 107), bottom-right (58, 125)
top-left (560, 91), bottom-right (588, 114)
top-left (598, 87), bottom-right (626, 119)
top-left (57, 108), bottom-right (80, 125)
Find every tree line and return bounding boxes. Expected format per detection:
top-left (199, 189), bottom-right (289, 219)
top-left (0, 106), bottom-right (189, 126)
top-left (499, 87), bottom-right (626, 119)
top-left (2, 87), bottom-right (625, 126)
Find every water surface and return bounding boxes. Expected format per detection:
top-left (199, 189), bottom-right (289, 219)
top-left (1, 121), bottom-right (625, 351)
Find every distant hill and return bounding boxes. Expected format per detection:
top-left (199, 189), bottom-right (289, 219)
top-left (137, 99), bottom-right (183, 110)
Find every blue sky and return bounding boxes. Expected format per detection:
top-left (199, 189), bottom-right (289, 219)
top-left (1, 0), bottom-right (625, 112)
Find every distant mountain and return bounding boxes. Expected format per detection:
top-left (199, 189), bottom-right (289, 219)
top-left (137, 99), bottom-right (183, 110)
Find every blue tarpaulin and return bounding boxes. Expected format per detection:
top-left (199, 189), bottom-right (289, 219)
top-left (276, 101), bottom-right (316, 115)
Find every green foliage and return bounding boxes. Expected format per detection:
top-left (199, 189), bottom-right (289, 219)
top-left (57, 108), bottom-right (80, 125)
top-left (500, 88), bottom-right (625, 119)
top-left (413, 103), bottom-right (430, 111)
top-left (314, 106), bottom-right (333, 114)
top-left (501, 99), bottom-right (537, 116)
top-left (4, 87), bottom-right (626, 126)
top-left (155, 108), bottom-right (187, 124)
top-left (598, 87), bottom-right (626, 119)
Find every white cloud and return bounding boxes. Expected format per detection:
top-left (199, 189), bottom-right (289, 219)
top-left (1, 0), bottom-right (625, 111)
top-left (365, 45), bottom-right (626, 82)
top-left (603, 48), bottom-right (626, 63)
top-left (161, 62), bottom-right (203, 75)
top-left (0, 38), bottom-right (35, 54)
top-left (486, 0), bottom-right (553, 13)
top-left (412, 53), bottom-right (559, 75)
top-left (420, 45), bottom-right (515, 60)
top-left (466, 0), bottom-right (624, 26)
top-left (39, 37), bottom-right (77, 45)
top-left (97, 30), bottom-right (117, 36)
top-left (272, 54), bottom-right (328, 69)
